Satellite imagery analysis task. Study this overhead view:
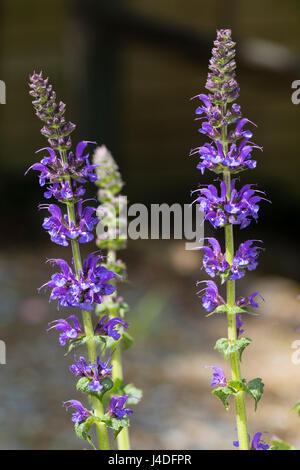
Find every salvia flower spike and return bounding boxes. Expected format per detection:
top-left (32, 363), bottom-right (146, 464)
top-left (27, 72), bottom-right (134, 450)
top-left (192, 30), bottom-right (269, 450)
top-left (93, 145), bottom-right (142, 450)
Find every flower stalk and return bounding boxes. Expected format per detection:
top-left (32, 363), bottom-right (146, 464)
top-left (93, 145), bottom-right (142, 450)
top-left (192, 30), bottom-right (268, 449)
top-left (27, 72), bottom-right (134, 450)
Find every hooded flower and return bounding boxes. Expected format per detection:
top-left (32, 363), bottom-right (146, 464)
top-left (63, 399), bottom-right (91, 423)
top-left (47, 315), bottom-right (82, 346)
top-left (236, 292), bottom-right (260, 309)
top-left (196, 280), bottom-right (225, 313)
top-left (107, 395), bottom-right (133, 419)
top-left (94, 315), bottom-right (129, 340)
top-left (210, 366), bottom-right (227, 387)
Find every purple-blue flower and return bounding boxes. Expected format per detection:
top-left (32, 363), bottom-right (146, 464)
top-left (197, 280), bottom-right (225, 313)
top-left (236, 292), bottom-right (260, 309)
top-left (233, 432), bottom-right (269, 450)
top-left (94, 315), bottom-right (129, 340)
top-left (107, 395), bottom-right (133, 419)
top-left (40, 254), bottom-right (116, 310)
top-left (47, 315), bottom-right (82, 346)
top-left (210, 366), bottom-right (227, 387)
top-left (63, 399), bottom-right (91, 423)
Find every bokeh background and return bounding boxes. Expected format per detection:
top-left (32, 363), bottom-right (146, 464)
top-left (1, 0), bottom-right (300, 449)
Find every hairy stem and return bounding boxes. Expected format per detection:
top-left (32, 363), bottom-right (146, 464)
top-left (223, 170), bottom-right (250, 450)
top-left (62, 151), bottom-right (110, 450)
top-left (107, 248), bottom-right (131, 450)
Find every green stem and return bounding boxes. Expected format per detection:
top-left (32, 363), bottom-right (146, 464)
top-left (224, 171), bottom-right (250, 450)
top-left (107, 249), bottom-right (131, 451)
top-left (61, 151), bottom-right (110, 450)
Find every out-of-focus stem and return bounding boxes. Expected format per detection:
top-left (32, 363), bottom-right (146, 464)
top-left (107, 248), bottom-right (131, 451)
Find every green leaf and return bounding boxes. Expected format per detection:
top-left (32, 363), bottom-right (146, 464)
top-left (101, 414), bottom-right (130, 440)
top-left (269, 439), bottom-right (295, 450)
top-left (74, 416), bottom-right (98, 449)
top-left (206, 305), bottom-right (228, 317)
top-left (212, 386), bottom-right (237, 410)
top-left (64, 336), bottom-right (88, 356)
top-left (123, 383), bottom-right (143, 405)
top-left (291, 400), bottom-right (300, 417)
top-left (214, 337), bottom-right (251, 360)
top-left (246, 378), bottom-right (264, 411)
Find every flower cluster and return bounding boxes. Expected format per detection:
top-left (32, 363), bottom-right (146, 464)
top-left (70, 356), bottom-right (113, 392)
top-left (40, 255), bottom-right (116, 310)
top-left (39, 201), bottom-right (98, 246)
top-left (194, 180), bottom-right (266, 229)
top-left (201, 238), bottom-right (262, 280)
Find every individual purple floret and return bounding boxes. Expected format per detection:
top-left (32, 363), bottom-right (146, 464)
top-left (47, 315), bottom-right (82, 346)
top-left (201, 238), bottom-right (262, 280)
top-left (194, 180), bottom-right (266, 229)
top-left (201, 238), bottom-right (229, 278)
top-left (39, 201), bottom-right (98, 246)
top-left (94, 315), bottom-right (129, 340)
top-left (40, 254), bottom-right (116, 310)
top-left (233, 432), bottom-right (269, 450)
top-left (236, 314), bottom-right (244, 338)
top-left (210, 366), bottom-right (227, 387)
top-left (196, 280), bottom-right (225, 313)
top-left (107, 395), bottom-right (133, 419)
top-left (236, 292), bottom-right (260, 309)
top-left (63, 400), bottom-right (91, 423)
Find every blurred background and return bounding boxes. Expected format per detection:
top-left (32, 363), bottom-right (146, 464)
top-left (1, 0), bottom-right (300, 449)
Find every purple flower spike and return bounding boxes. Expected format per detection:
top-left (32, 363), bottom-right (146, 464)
top-left (94, 315), bottom-right (129, 340)
top-left (196, 280), bottom-right (225, 313)
top-left (107, 395), bottom-right (133, 419)
top-left (233, 432), bottom-right (269, 450)
top-left (63, 400), bottom-right (91, 423)
top-left (210, 366), bottom-right (227, 387)
top-left (47, 315), bottom-right (82, 346)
